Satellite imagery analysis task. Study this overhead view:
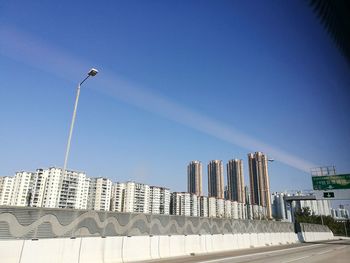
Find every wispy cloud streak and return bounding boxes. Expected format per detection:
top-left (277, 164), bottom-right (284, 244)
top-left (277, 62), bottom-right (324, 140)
top-left (0, 26), bottom-right (317, 172)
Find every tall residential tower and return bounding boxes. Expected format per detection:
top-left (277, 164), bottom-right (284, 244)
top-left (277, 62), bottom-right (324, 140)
top-left (208, 160), bottom-right (224, 199)
top-left (227, 159), bottom-right (245, 203)
top-left (248, 152), bottom-right (272, 219)
top-left (187, 161), bottom-right (203, 196)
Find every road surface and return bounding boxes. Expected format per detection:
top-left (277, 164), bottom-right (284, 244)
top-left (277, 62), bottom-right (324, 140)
top-left (145, 239), bottom-right (350, 263)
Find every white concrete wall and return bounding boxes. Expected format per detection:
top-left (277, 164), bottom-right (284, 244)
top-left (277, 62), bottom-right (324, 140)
top-left (301, 231), bottom-right (334, 242)
top-left (169, 235), bottom-right (185, 257)
top-left (0, 231), bottom-right (320, 263)
top-left (184, 235), bottom-right (201, 254)
top-left (158, 235), bottom-right (170, 258)
top-left (0, 240), bottom-right (24, 263)
top-left (123, 236), bottom-right (151, 262)
top-left (103, 237), bottom-right (123, 263)
top-left (149, 236), bottom-right (160, 259)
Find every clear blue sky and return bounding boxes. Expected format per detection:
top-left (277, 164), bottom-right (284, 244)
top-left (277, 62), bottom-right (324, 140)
top-left (0, 1), bottom-right (349, 196)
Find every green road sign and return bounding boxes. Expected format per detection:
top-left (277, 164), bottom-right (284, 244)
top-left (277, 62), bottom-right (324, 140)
top-left (312, 174), bottom-right (350, 190)
top-left (323, 192), bottom-right (335, 198)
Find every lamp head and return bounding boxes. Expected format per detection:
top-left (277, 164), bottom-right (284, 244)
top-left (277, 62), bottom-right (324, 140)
top-left (88, 68), bottom-right (98, 76)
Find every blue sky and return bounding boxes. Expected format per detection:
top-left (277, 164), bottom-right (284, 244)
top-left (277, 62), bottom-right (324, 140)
top-left (0, 1), bottom-right (349, 196)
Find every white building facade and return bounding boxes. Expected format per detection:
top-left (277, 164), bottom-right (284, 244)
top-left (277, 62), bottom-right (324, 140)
top-left (224, 200), bottom-right (232, 218)
top-left (272, 192), bottom-right (332, 222)
top-left (0, 176), bottom-right (14, 205)
top-left (190, 194), bottom-right (198, 217)
top-left (208, 197), bottom-right (216, 218)
top-left (88, 177), bottom-right (112, 211)
top-left (216, 198), bottom-right (224, 218)
top-left (111, 182), bottom-right (126, 212)
top-left (199, 196), bottom-right (208, 217)
top-left (171, 192), bottom-right (191, 216)
top-left (150, 186), bottom-right (170, 215)
top-left (122, 182), bottom-right (150, 213)
top-left (11, 172), bottom-right (34, 207)
top-left (58, 169), bottom-right (90, 210)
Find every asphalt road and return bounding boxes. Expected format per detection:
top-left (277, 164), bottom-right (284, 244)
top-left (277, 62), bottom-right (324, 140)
top-left (145, 239), bottom-right (350, 263)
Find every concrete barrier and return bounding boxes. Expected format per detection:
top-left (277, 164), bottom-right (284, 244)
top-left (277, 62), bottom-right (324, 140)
top-left (21, 238), bottom-right (81, 263)
top-left (199, 234), bottom-right (207, 253)
top-left (0, 239), bottom-right (23, 263)
top-left (301, 231), bottom-right (334, 242)
top-left (222, 234), bottom-right (235, 251)
top-left (296, 222), bottom-right (335, 243)
top-left (158, 235), bottom-right (170, 258)
top-left (241, 233), bottom-right (250, 248)
top-left (0, 207), bottom-right (337, 263)
top-left (235, 233), bottom-right (243, 249)
top-left (184, 234), bottom-right (201, 254)
top-left (257, 233), bottom-right (266, 246)
top-left (104, 236), bottom-right (123, 263)
top-left (271, 233), bottom-right (278, 244)
top-left (169, 235), bottom-right (186, 257)
top-left (212, 235), bottom-right (224, 252)
top-left (150, 235), bottom-right (160, 259)
top-left (0, 230), bottom-right (333, 263)
top-left (205, 234), bottom-right (213, 252)
top-left (79, 237), bottom-right (106, 263)
top-left (232, 233), bottom-right (239, 249)
top-left (123, 236), bottom-right (152, 262)
top-left (266, 232), bottom-right (273, 245)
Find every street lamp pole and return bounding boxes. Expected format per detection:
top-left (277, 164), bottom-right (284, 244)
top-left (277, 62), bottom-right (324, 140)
top-left (62, 68), bottom-right (98, 177)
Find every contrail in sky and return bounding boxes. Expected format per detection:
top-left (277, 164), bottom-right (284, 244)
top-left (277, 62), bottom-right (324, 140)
top-left (0, 26), bottom-right (317, 173)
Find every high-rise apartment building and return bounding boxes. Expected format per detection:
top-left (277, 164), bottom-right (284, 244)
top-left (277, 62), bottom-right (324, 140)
top-left (216, 198), bottom-right (225, 218)
top-left (224, 200), bottom-right (232, 218)
top-left (111, 182), bottom-right (169, 215)
top-left (11, 171), bottom-right (34, 207)
top-left (190, 193), bottom-right (198, 217)
top-left (123, 182), bottom-right (150, 213)
top-left (244, 185), bottom-right (253, 219)
top-left (198, 196), bottom-right (208, 217)
top-left (237, 202), bottom-right (244, 219)
top-left (150, 186), bottom-right (170, 215)
top-left (224, 186), bottom-right (229, 200)
top-left (11, 167), bottom-right (91, 210)
top-left (227, 159), bottom-right (245, 203)
top-left (41, 167), bottom-right (63, 208)
top-left (111, 182), bottom-right (126, 212)
top-left (248, 152), bottom-right (272, 219)
top-left (244, 185), bottom-right (250, 204)
top-left (208, 197), bottom-right (216, 217)
top-left (231, 201), bottom-right (238, 219)
top-left (187, 161), bottom-right (203, 196)
top-left (0, 176), bottom-right (14, 205)
top-left (170, 192), bottom-right (191, 216)
top-left (58, 169), bottom-right (90, 210)
top-left (29, 169), bottom-right (48, 207)
top-left (88, 177), bottom-right (112, 211)
top-left (208, 160), bottom-right (224, 199)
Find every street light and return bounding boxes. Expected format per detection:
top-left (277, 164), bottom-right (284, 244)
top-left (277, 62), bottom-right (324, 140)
top-left (62, 68), bottom-right (98, 179)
